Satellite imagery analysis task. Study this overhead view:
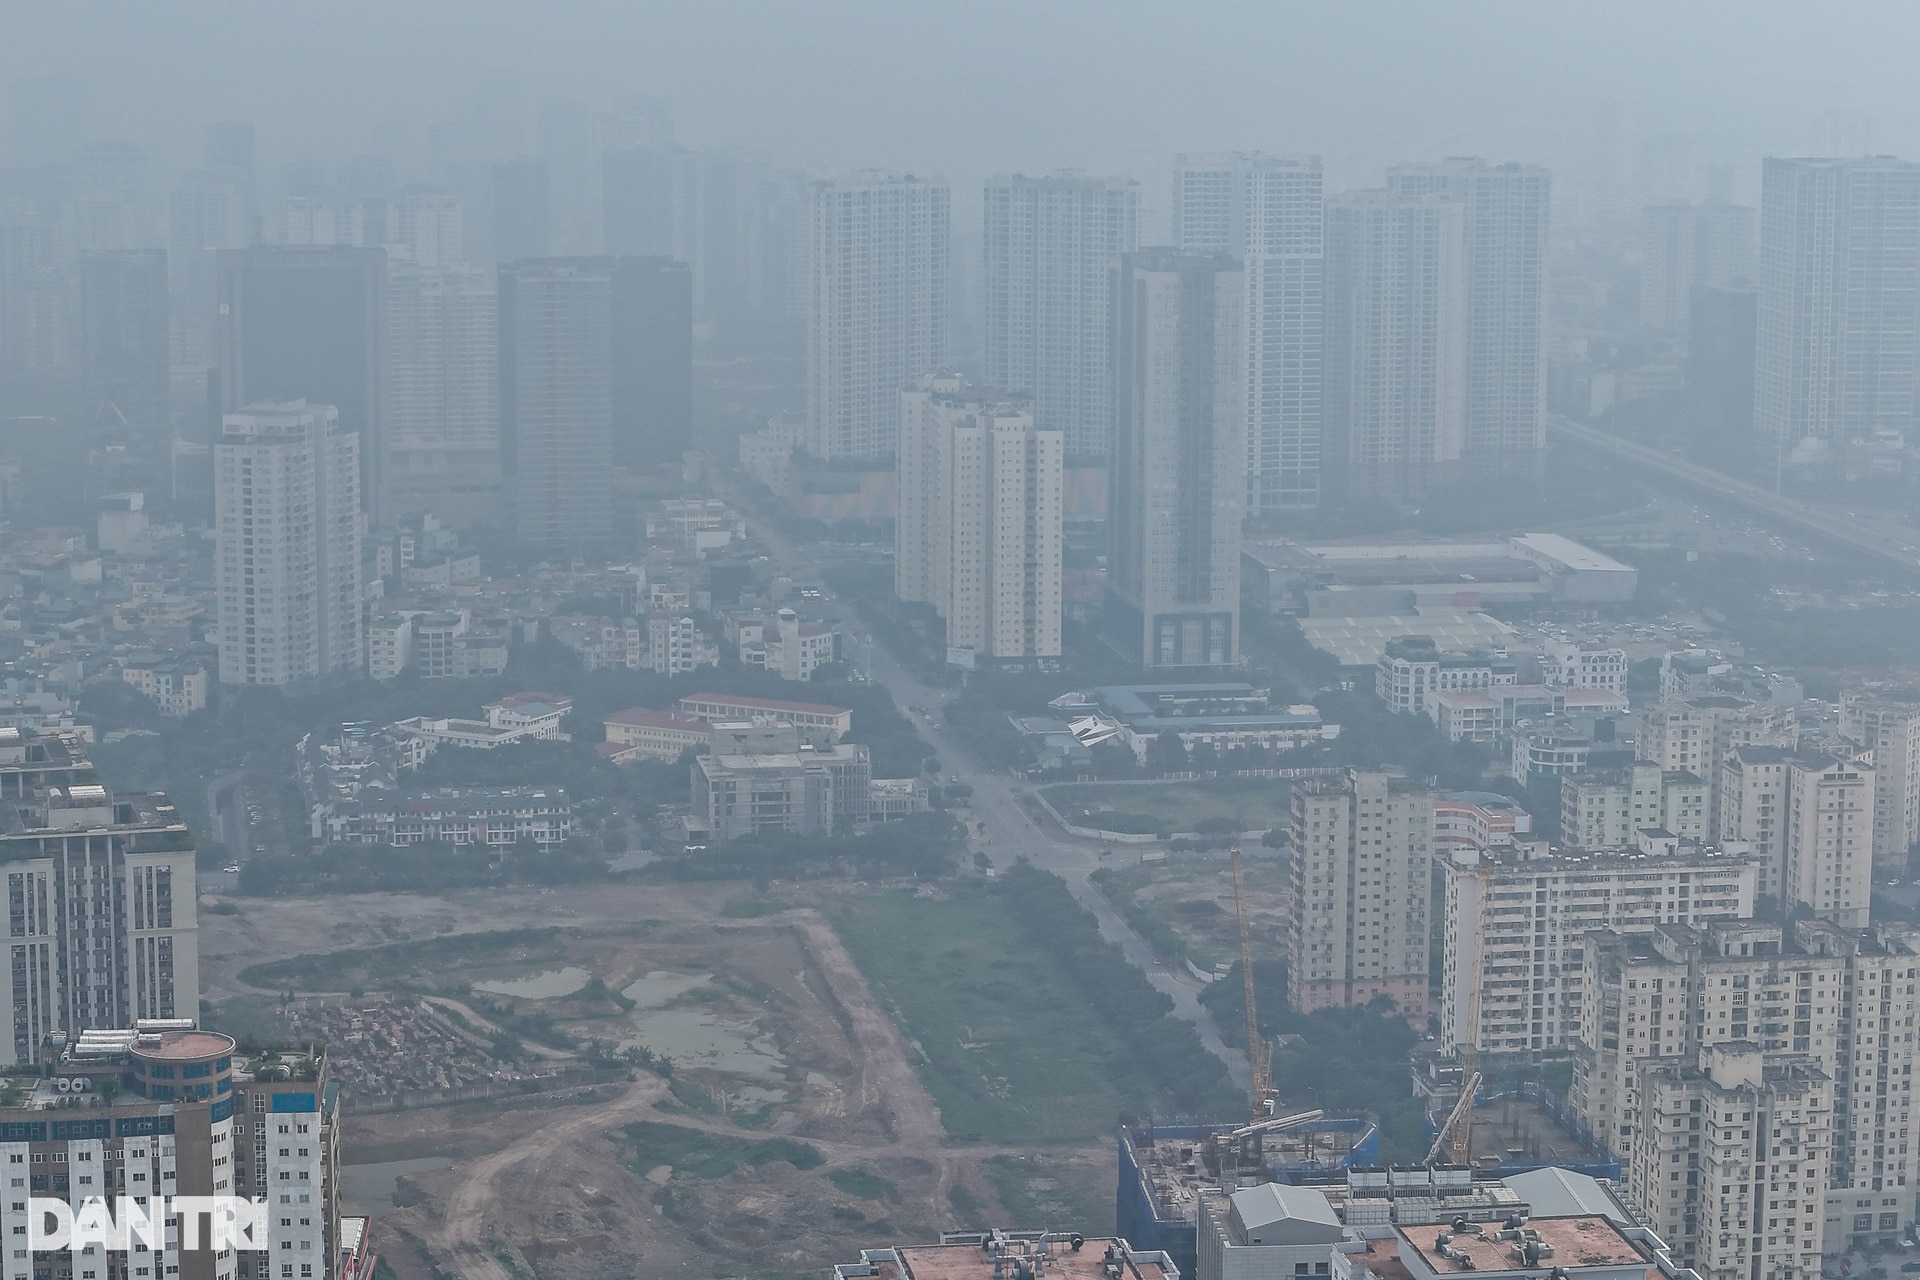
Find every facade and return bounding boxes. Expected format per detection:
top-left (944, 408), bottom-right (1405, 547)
top-left (119, 655), bottom-right (211, 717)
top-left (1755, 157), bottom-right (1920, 476)
top-left (1629, 1043), bottom-right (1831, 1280)
top-left (808, 172), bottom-right (950, 459)
top-left (1638, 695), bottom-right (1798, 839)
top-left (492, 156), bottom-right (551, 264)
top-left (547, 614), bottom-right (719, 675)
top-left (896, 372), bottom-right (1062, 663)
top-left (1375, 636), bottom-right (1516, 716)
top-left (1781, 751), bottom-right (1874, 929)
top-left (1439, 834), bottom-right (1756, 1057)
top-left (1559, 763), bottom-right (1707, 848)
top-left (742, 608), bottom-right (837, 681)
top-left (215, 247), bottom-right (386, 521)
top-left (1196, 1185), bottom-right (1344, 1280)
top-left (381, 259), bottom-right (499, 527)
top-left (1173, 154), bottom-right (1323, 513)
top-left (0, 735), bottom-right (201, 1064)
top-left (1323, 188), bottom-right (1464, 499)
top-left (1287, 771), bottom-right (1432, 1018)
top-left (0, 1025), bottom-right (338, 1280)
top-left (675, 694), bottom-right (852, 743)
top-left (316, 787), bottom-right (570, 846)
top-left (1576, 917), bottom-right (1920, 1259)
top-left (603, 708), bottom-right (711, 762)
top-left (1686, 285), bottom-right (1758, 456)
top-left (497, 260), bottom-right (613, 547)
top-left (1536, 640), bottom-right (1629, 694)
top-left (1432, 791), bottom-right (1533, 858)
top-left (78, 249), bottom-right (171, 436)
top-left (983, 173), bottom-right (1138, 458)
top-left (691, 744), bottom-right (871, 839)
top-left (1638, 201), bottom-right (1756, 332)
top-left (214, 403), bottom-right (364, 686)
top-left (1385, 160), bottom-right (1550, 476)
top-left (1108, 250), bottom-right (1245, 668)
top-left (1838, 691), bottom-right (1920, 868)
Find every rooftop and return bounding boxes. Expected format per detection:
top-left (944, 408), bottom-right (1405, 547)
top-left (1396, 1216), bottom-right (1645, 1275)
top-left (678, 691), bottom-right (851, 717)
top-left (131, 1029), bottom-right (237, 1062)
top-left (606, 707), bottom-right (710, 730)
top-left (844, 1236), bottom-right (1172, 1280)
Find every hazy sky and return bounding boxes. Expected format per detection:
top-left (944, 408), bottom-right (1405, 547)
top-left (5, 0), bottom-right (1918, 203)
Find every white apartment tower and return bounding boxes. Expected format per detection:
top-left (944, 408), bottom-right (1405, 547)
top-left (1782, 751), bottom-right (1875, 929)
top-left (1575, 917), bottom-right (1920, 1260)
top-left (1639, 695), bottom-right (1798, 839)
top-left (1629, 1043), bottom-right (1832, 1280)
top-left (215, 401), bottom-right (363, 685)
top-left (1287, 770), bottom-right (1433, 1019)
top-left (1755, 157), bottom-right (1920, 477)
top-left (896, 372), bottom-right (1062, 663)
top-left (1323, 188), bottom-right (1466, 499)
top-left (1639, 201), bottom-right (1757, 331)
top-left (1441, 838), bottom-right (1756, 1059)
top-left (1108, 250), bottom-right (1245, 668)
top-left (1838, 691), bottom-right (1920, 869)
top-left (1173, 154), bottom-right (1323, 513)
top-left (982, 173), bottom-right (1138, 458)
top-left (381, 259), bottom-right (499, 527)
top-left (807, 172), bottom-right (950, 459)
top-left (1386, 159), bottom-right (1551, 475)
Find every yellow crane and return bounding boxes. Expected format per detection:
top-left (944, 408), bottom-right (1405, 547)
top-left (1230, 847), bottom-right (1277, 1122)
top-left (1428, 867), bottom-right (1486, 1166)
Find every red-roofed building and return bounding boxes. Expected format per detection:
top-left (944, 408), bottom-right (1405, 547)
top-left (677, 692), bottom-right (852, 742)
top-left (605, 707), bottom-right (712, 761)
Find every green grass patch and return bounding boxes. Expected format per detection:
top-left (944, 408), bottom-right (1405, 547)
top-left (666, 1078), bottom-right (719, 1114)
top-left (237, 929), bottom-right (567, 993)
top-left (832, 889), bottom-right (1135, 1144)
top-left (1041, 777), bottom-right (1292, 835)
top-left (623, 1121), bottom-right (822, 1179)
top-left (949, 1182), bottom-right (987, 1227)
top-left (984, 1155), bottom-right (1117, 1235)
top-left (1092, 855), bottom-right (1289, 971)
top-left (828, 1168), bottom-right (899, 1201)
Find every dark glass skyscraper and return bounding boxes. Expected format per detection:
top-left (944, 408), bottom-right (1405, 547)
top-left (498, 256), bottom-right (691, 548)
top-left (78, 248), bottom-right (170, 436)
top-left (215, 245), bottom-right (386, 517)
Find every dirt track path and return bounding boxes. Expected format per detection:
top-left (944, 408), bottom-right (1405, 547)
top-left (433, 1077), bottom-right (669, 1280)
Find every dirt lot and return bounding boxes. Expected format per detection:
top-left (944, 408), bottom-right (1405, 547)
top-left (1094, 853), bottom-right (1291, 971)
top-left (204, 881), bottom-right (1115, 1280)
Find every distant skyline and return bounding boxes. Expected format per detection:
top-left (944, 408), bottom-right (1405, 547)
top-left (3, 0), bottom-right (1915, 222)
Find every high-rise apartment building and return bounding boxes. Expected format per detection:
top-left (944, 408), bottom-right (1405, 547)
top-left (1440, 835), bottom-right (1755, 1058)
top-left (1386, 159), bottom-right (1550, 476)
top-left (215, 247), bottom-right (386, 520)
top-left (79, 248), bottom-right (171, 435)
top-left (1637, 694), bottom-right (1798, 838)
top-left (981, 173), bottom-right (1138, 458)
top-left (1287, 770), bottom-right (1432, 1018)
top-left (497, 257), bottom-right (693, 545)
top-left (1323, 189), bottom-right (1465, 499)
top-left (602, 144), bottom-right (699, 262)
top-left (491, 157), bottom-right (551, 264)
top-left (1575, 916), bottom-right (1920, 1260)
top-left (214, 402), bottom-right (363, 685)
top-left (808, 172), bottom-right (950, 459)
top-left (497, 260), bottom-right (613, 547)
top-left (1630, 1043), bottom-right (1832, 1280)
top-left (1838, 691), bottom-right (1920, 868)
top-left (1720, 746), bottom-right (1794, 900)
top-left (0, 727), bottom-right (201, 1064)
top-left (1108, 250), bottom-right (1244, 668)
top-left (1173, 154), bottom-right (1322, 513)
top-left (896, 372), bottom-right (1062, 664)
top-left (1560, 762), bottom-right (1708, 847)
top-left (1686, 283), bottom-right (1758, 457)
top-left (1781, 751), bottom-right (1874, 929)
top-left (1638, 201), bottom-right (1756, 331)
top-left (1755, 157), bottom-right (1920, 478)
top-left (381, 260), bottom-right (499, 526)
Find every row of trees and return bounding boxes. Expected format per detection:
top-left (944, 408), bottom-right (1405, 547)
top-left (645, 811), bottom-right (967, 882)
top-left (238, 836), bottom-right (610, 895)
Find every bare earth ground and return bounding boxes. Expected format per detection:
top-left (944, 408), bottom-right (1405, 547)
top-left (204, 882), bottom-right (1107, 1280)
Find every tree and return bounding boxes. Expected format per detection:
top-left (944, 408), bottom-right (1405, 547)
top-left (1144, 732), bottom-right (1189, 775)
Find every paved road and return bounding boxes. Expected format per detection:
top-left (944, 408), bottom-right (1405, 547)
top-left (714, 472), bottom-right (1251, 1089)
top-left (1550, 416), bottom-right (1920, 577)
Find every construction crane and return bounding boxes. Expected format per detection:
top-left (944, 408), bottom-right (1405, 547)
top-left (1427, 867), bottom-right (1486, 1166)
top-left (1230, 847), bottom-right (1277, 1122)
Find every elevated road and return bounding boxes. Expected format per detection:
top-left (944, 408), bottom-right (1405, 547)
top-left (1548, 417), bottom-right (1920, 578)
